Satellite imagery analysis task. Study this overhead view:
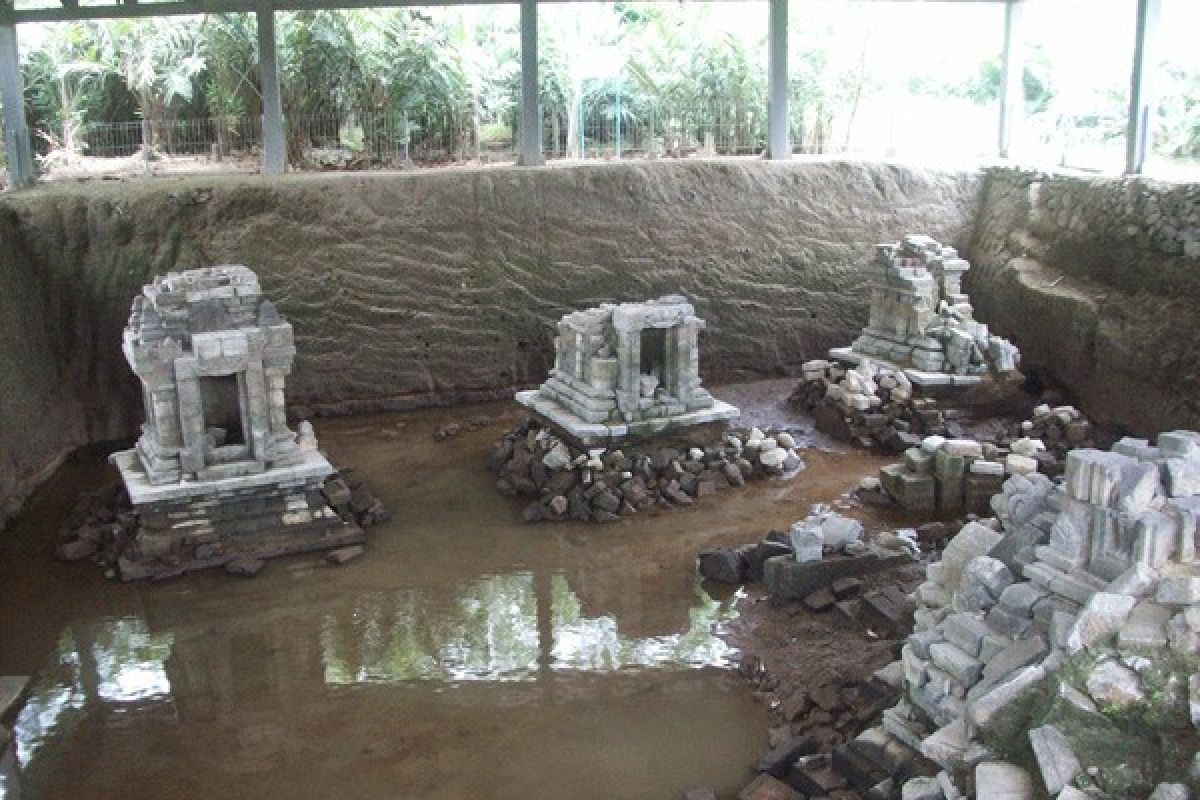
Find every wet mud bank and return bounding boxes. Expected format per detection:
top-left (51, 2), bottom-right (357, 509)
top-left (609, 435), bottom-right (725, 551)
top-left (0, 160), bottom-right (982, 528)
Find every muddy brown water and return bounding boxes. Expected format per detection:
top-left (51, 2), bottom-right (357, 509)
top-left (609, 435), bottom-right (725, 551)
top-left (0, 384), bottom-right (910, 800)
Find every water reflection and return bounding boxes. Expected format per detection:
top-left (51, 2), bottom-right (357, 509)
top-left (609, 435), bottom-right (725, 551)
top-left (318, 574), bottom-right (738, 685)
top-left (15, 571), bottom-right (739, 783)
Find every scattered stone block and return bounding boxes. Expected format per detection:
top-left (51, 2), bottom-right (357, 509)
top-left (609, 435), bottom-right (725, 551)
top-left (1085, 659), bottom-right (1143, 709)
top-left (0, 677), bottom-right (29, 725)
top-left (55, 539), bottom-right (98, 561)
top-left (1066, 592), bottom-right (1137, 653)
top-left (997, 582), bottom-right (1047, 617)
top-left (789, 522), bottom-right (824, 563)
top-left (326, 545), bottom-right (364, 566)
top-left (940, 523), bottom-right (1004, 592)
top-left (942, 613), bottom-right (991, 658)
top-left (821, 515), bottom-right (865, 550)
top-left (1005, 454), bottom-right (1038, 476)
top-left (224, 557), bottom-right (265, 577)
top-left (756, 735), bottom-right (814, 779)
top-left (831, 577), bottom-right (863, 599)
top-left (1117, 600), bottom-right (1171, 650)
top-left (1028, 724), bottom-right (1082, 795)
top-left (1156, 575), bottom-right (1200, 606)
top-left (972, 636), bottom-right (1049, 699)
top-left (920, 717), bottom-right (969, 770)
top-left (901, 775), bottom-right (945, 800)
top-left (962, 556), bottom-right (1013, 600)
top-left (1148, 784), bottom-right (1191, 800)
top-left (974, 761), bottom-right (1034, 800)
top-left (764, 548), bottom-right (913, 601)
top-left (803, 587), bottom-right (836, 612)
top-left (968, 666), bottom-right (1047, 733)
top-left (929, 642), bottom-right (982, 686)
top-left (698, 548), bottom-right (746, 584)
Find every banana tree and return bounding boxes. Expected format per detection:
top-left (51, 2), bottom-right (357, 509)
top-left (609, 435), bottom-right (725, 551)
top-left (201, 14), bottom-right (259, 157)
top-left (110, 17), bottom-right (207, 154)
top-left (20, 22), bottom-right (115, 160)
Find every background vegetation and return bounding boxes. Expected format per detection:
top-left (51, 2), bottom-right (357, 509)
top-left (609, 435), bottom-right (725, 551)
top-left (5, 0), bottom-right (1200, 175)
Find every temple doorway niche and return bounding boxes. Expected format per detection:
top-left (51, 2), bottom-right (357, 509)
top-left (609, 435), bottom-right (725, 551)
top-left (199, 374), bottom-right (246, 446)
top-left (640, 327), bottom-right (667, 385)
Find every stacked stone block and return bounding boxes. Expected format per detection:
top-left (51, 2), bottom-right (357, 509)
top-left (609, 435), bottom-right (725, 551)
top-left (872, 430), bottom-right (1200, 800)
top-left (881, 436), bottom-right (1017, 515)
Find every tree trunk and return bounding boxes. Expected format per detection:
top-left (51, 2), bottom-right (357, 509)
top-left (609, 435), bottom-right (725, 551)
top-left (566, 81), bottom-right (583, 159)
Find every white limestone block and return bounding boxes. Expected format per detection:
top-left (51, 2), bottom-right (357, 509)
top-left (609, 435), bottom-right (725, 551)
top-left (1085, 659), bottom-right (1143, 709)
top-left (975, 761), bottom-right (1035, 800)
top-left (1005, 454), bottom-right (1039, 476)
top-left (1066, 592), bottom-right (1137, 654)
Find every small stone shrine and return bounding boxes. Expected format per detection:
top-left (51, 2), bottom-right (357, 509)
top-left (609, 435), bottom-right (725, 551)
top-left (516, 296), bottom-right (739, 446)
top-left (830, 234), bottom-right (1020, 388)
top-left (109, 266), bottom-right (364, 579)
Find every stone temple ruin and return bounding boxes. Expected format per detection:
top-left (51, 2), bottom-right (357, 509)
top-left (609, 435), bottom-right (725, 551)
top-left (109, 266), bottom-right (365, 580)
top-left (830, 234), bottom-right (1019, 388)
top-left (516, 296), bottom-right (739, 446)
top-left (873, 430), bottom-right (1200, 798)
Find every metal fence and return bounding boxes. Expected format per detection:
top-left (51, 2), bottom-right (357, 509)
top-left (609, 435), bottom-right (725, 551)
top-left (78, 116), bottom-right (264, 159)
top-left (543, 105), bottom-right (769, 161)
top-left (7, 100), bottom-right (839, 183)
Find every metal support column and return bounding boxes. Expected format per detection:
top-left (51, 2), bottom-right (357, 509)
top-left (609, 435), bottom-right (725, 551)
top-left (257, 5), bottom-right (285, 175)
top-left (517, 0), bottom-right (543, 166)
top-left (766, 0), bottom-right (789, 160)
top-left (997, 0), bottom-right (1024, 160)
top-left (0, 17), bottom-right (34, 188)
top-left (1125, 0), bottom-right (1161, 174)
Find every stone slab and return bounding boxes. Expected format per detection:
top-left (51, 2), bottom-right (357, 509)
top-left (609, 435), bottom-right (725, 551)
top-left (975, 761), bottom-right (1034, 800)
top-left (0, 677), bottom-right (28, 725)
top-left (516, 390), bottom-right (739, 447)
top-left (112, 448), bottom-right (334, 506)
top-left (829, 347), bottom-right (985, 388)
top-left (1028, 725), bottom-right (1081, 796)
top-left (764, 548), bottom-right (914, 600)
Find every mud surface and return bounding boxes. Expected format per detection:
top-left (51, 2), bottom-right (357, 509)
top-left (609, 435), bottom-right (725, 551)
top-left (0, 160), bottom-right (982, 527)
top-left (0, 384), bottom-right (908, 800)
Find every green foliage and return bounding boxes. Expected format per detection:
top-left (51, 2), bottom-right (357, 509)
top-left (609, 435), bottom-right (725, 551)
top-left (13, 6), bottom-right (1200, 169)
top-left (1156, 62), bottom-right (1200, 160)
top-left (949, 51), bottom-right (1056, 116)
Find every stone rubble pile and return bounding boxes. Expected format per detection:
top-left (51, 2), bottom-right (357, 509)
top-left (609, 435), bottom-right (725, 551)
top-left (697, 511), bottom-right (920, 635)
top-left (879, 436), bottom-right (1028, 516)
top-left (793, 358), bottom-right (944, 453)
top-left (55, 469), bottom-right (387, 579)
top-left (697, 515), bottom-right (928, 800)
top-left (874, 405), bottom-right (1108, 517)
top-left (865, 430), bottom-right (1200, 800)
top-left (733, 667), bottom-right (916, 800)
top-left (490, 418), bottom-right (803, 523)
top-left (1003, 404), bottom-right (1101, 475)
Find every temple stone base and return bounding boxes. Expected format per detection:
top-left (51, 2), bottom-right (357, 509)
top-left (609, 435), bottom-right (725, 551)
top-left (828, 347), bottom-right (984, 389)
top-left (516, 389), bottom-right (740, 448)
top-left (111, 449), bottom-right (364, 581)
